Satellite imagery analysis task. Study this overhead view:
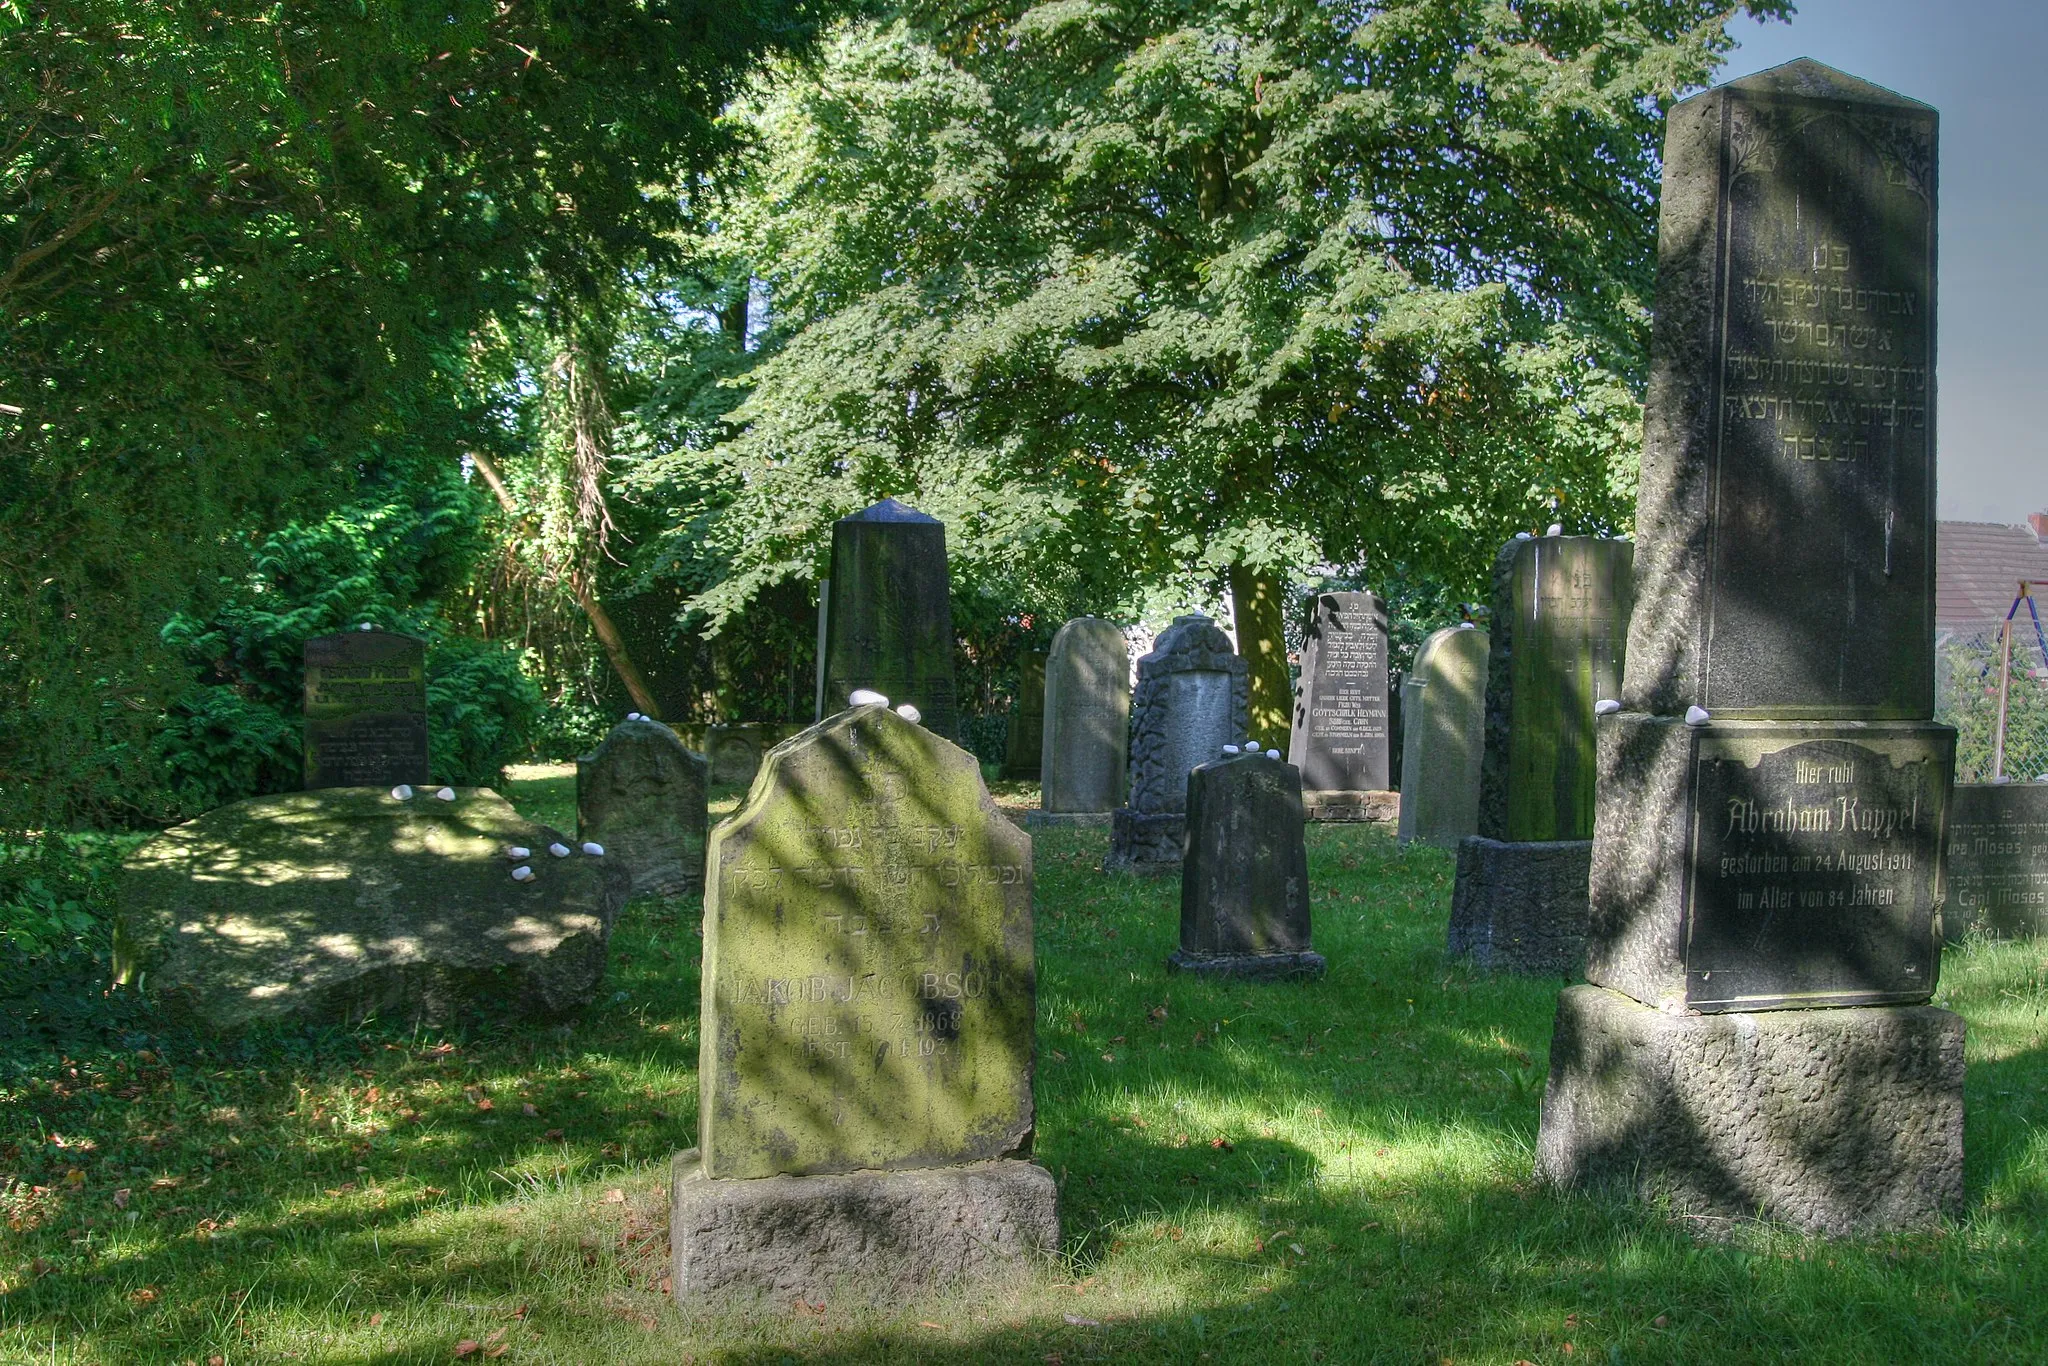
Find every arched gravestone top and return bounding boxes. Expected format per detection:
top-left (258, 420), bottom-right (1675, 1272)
top-left (1040, 617), bottom-right (1130, 815)
top-left (1287, 591), bottom-right (1391, 793)
top-left (1125, 614), bottom-right (1250, 817)
top-left (822, 498), bottom-right (960, 740)
top-left (576, 719), bottom-right (709, 898)
top-left (1174, 752), bottom-right (1320, 976)
top-left (1625, 57), bottom-right (1936, 720)
top-left (697, 702), bottom-right (1034, 1180)
top-left (1398, 624), bottom-right (1490, 848)
top-left (1478, 535), bottom-right (1633, 843)
top-left (303, 628), bottom-right (429, 789)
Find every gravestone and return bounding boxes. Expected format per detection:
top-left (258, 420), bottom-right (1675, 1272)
top-left (576, 718), bottom-right (709, 898)
top-left (116, 788), bottom-right (628, 1030)
top-left (671, 701), bottom-right (1055, 1302)
top-left (303, 629), bottom-right (430, 789)
top-left (706, 723), bottom-right (794, 789)
top-left (1169, 751), bottom-right (1324, 980)
top-left (1032, 617), bottom-right (1130, 827)
top-left (1538, 60), bottom-right (1961, 1236)
top-left (821, 499), bottom-right (960, 739)
top-left (1448, 535), bottom-right (1632, 971)
top-left (1943, 783), bottom-right (2048, 940)
top-left (1288, 592), bottom-right (1397, 822)
top-left (1104, 614), bottom-right (1250, 874)
top-left (1003, 649), bottom-right (1048, 780)
top-left (1398, 625), bottom-right (1490, 848)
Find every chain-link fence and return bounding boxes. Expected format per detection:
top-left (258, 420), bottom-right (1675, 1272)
top-left (1937, 595), bottom-right (2048, 783)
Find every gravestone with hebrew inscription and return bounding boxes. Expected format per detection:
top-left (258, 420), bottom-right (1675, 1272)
top-left (1398, 625), bottom-right (1490, 848)
top-left (1536, 60), bottom-right (1962, 1237)
top-left (576, 718), bottom-right (709, 898)
top-left (1104, 614), bottom-right (1250, 874)
top-left (1169, 751), bottom-right (1324, 980)
top-left (1448, 534), bottom-right (1632, 972)
top-left (1032, 617), bottom-right (1130, 827)
top-left (1942, 783), bottom-right (2048, 941)
top-left (821, 499), bottom-right (960, 739)
top-left (670, 700), bottom-right (1055, 1302)
top-left (303, 629), bottom-right (430, 789)
top-left (1288, 592), bottom-right (1397, 823)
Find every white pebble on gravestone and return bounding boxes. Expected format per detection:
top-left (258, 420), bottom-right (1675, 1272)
top-left (1515, 531), bottom-right (1532, 540)
top-left (1223, 744), bottom-right (1240, 755)
top-left (1684, 705), bottom-right (1710, 727)
top-left (849, 689), bottom-right (889, 707)
top-left (359, 623), bottom-right (372, 631)
top-left (389, 785), bottom-right (413, 801)
top-left (549, 843), bottom-right (571, 857)
top-left (1595, 699), bottom-right (1621, 716)
top-left (434, 787), bottom-right (456, 801)
top-left (506, 846), bottom-right (531, 860)
top-left (1547, 523), bottom-right (1563, 536)
top-left (896, 703), bottom-right (922, 723)
top-left (581, 842), bottom-right (605, 856)
top-left (1265, 749), bottom-right (1280, 760)
top-left (511, 866), bottom-right (534, 882)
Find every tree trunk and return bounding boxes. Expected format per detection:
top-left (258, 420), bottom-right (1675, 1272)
top-left (466, 448), bottom-right (663, 719)
top-left (1228, 563), bottom-right (1292, 753)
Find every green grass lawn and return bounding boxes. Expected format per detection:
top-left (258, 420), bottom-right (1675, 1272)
top-left (6, 771), bottom-right (2048, 1363)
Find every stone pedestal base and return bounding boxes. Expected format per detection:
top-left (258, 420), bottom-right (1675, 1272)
top-left (1104, 808), bottom-right (1184, 875)
top-left (1447, 836), bottom-right (1591, 974)
top-left (1167, 948), bottom-right (1326, 980)
top-left (1025, 810), bottom-right (1113, 830)
top-left (1303, 790), bottom-right (1400, 823)
top-left (669, 1152), bottom-right (1058, 1305)
top-left (1535, 986), bottom-right (1963, 1236)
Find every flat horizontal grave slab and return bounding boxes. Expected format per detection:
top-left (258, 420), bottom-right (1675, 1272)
top-left (1165, 949), bottom-right (1326, 981)
top-left (1588, 716), bottom-right (1953, 1012)
top-left (1535, 986), bottom-right (1963, 1237)
top-left (668, 1151), bottom-right (1058, 1305)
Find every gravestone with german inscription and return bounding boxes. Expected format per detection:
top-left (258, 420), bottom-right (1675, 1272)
top-left (1288, 592), bottom-right (1397, 823)
top-left (576, 718), bottom-right (709, 898)
top-left (669, 700), bottom-right (1055, 1303)
top-left (1448, 535), bottom-right (1632, 972)
top-left (1105, 614), bottom-right (1250, 874)
top-left (303, 629), bottom-right (430, 789)
top-left (821, 499), bottom-right (960, 740)
top-left (1943, 783), bottom-right (2048, 940)
top-left (1032, 617), bottom-right (1130, 826)
top-left (1398, 624), bottom-right (1490, 848)
top-left (1536, 60), bottom-right (1962, 1237)
top-left (1169, 751), bottom-right (1324, 980)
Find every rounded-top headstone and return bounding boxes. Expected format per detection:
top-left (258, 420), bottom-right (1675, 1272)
top-left (1398, 623), bottom-right (1491, 848)
top-left (575, 718), bottom-right (709, 898)
top-left (1039, 616), bottom-right (1132, 815)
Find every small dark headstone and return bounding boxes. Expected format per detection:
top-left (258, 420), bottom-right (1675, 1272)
top-left (1169, 752), bottom-right (1324, 980)
top-left (1003, 649), bottom-right (1048, 780)
top-left (1105, 614), bottom-right (1250, 874)
top-left (1288, 591), bottom-right (1391, 795)
top-left (303, 629), bottom-right (429, 789)
top-left (706, 723), bottom-right (793, 789)
top-left (821, 499), bottom-right (960, 738)
top-left (576, 719), bottom-right (709, 898)
top-left (1942, 783), bottom-right (2048, 940)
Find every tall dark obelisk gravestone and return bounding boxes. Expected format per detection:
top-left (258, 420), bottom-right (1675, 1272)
top-left (303, 628), bottom-right (430, 789)
top-left (1447, 535), bottom-right (1632, 972)
top-left (821, 499), bottom-right (960, 740)
top-left (1287, 592), bottom-right (1397, 823)
top-left (1031, 616), bottom-right (1130, 828)
top-left (1170, 750), bottom-right (1325, 980)
top-left (1105, 614), bottom-right (1249, 875)
top-left (1535, 60), bottom-right (1962, 1236)
top-left (670, 701), bottom-right (1055, 1302)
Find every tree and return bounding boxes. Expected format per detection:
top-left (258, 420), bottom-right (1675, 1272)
top-left (632, 0), bottom-right (1788, 748)
top-left (0, 0), bottom-right (834, 824)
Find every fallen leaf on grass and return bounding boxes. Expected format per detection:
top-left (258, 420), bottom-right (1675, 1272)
top-left (128, 1286), bottom-right (158, 1305)
top-left (1210, 1138), bottom-right (1233, 1151)
top-left (369, 1313), bottom-right (384, 1326)
top-left (112, 1188), bottom-right (131, 1209)
top-left (455, 1341), bottom-right (480, 1358)
top-left (521, 1103), bottom-right (539, 1118)
top-left (543, 1129), bottom-right (564, 1141)
top-left (918, 1321), bottom-right (944, 1329)
top-left (600, 1189), bottom-right (625, 1205)
top-left (510, 1305), bottom-right (529, 1321)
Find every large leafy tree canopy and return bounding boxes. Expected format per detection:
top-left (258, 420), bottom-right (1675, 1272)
top-left (0, 0), bottom-right (830, 823)
top-left (628, 0), bottom-right (1787, 737)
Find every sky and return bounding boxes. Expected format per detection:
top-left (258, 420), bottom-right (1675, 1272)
top-left (1722, 0), bottom-right (2048, 524)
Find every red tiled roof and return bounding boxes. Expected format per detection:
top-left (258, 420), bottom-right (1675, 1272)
top-left (1937, 521), bottom-right (2048, 635)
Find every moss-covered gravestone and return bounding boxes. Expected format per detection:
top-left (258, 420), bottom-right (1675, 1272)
top-left (576, 718), bottom-right (708, 898)
top-left (670, 701), bottom-right (1055, 1304)
top-left (1398, 625), bottom-right (1490, 849)
top-left (1031, 616), bottom-right (1130, 827)
top-left (115, 788), bottom-right (628, 1030)
top-left (1170, 751), bottom-right (1324, 980)
top-left (1448, 534), bottom-right (1633, 973)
